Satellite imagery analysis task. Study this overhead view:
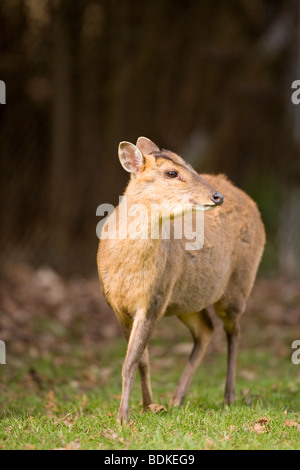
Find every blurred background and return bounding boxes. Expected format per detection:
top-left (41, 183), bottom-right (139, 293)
top-left (0, 0), bottom-right (300, 360)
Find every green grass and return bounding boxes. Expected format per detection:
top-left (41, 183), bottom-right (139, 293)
top-left (0, 341), bottom-right (300, 450)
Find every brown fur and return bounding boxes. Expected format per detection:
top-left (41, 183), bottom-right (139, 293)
top-left (97, 137), bottom-right (265, 424)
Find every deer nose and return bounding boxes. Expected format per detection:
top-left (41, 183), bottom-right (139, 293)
top-left (210, 191), bottom-right (223, 206)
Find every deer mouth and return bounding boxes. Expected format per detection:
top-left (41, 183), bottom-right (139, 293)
top-left (189, 200), bottom-right (218, 211)
top-left (196, 204), bottom-right (217, 212)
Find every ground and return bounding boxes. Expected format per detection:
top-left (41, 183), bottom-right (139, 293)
top-left (0, 263), bottom-right (299, 450)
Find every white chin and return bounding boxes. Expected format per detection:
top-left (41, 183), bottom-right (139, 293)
top-left (195, 204), bottom-right (216, 212)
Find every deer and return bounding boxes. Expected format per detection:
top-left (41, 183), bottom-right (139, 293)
top-left (97, 137), bottom-right (265, 425)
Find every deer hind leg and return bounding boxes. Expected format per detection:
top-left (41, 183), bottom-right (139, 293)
top-left (215, 298), bottom-right (245, 405)
top-left (170, 309), bottom-right (214, 407)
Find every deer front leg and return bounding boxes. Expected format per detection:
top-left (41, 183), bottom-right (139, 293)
top-left (138, 347), bottom-right (153, 410)
top-left (117, 310), bottom-right (156, 425)
top-left (118, 319), bottom-right (153, 412)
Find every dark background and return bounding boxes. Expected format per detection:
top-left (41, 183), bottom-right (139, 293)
top-left (1, 0), bottom-right (300, 278)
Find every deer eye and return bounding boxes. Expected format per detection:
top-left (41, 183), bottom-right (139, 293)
top-left (165, 170), bottom-right (178, 178)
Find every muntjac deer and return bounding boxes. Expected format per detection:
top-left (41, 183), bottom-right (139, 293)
top-left (97, 137), bottom-right (265, 424)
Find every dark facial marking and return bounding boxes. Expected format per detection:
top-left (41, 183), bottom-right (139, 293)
top-left (150, 151), bottom-right (185, 168)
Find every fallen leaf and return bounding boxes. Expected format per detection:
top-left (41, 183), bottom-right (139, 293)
top-left (65, 440), bottom-right (81, 450)
top-left (63, 416), bottom-right (75, 428)
top-left (53, 440), bottom-right (81, 450)
top-left (247, 417), bottom-right (270, 434)
top-left (284, 420), bottom-right (300, 431)
top-left (99, 429), bottom-right (125, 444)
top-left (284, 419), bottom-right (298, 427)
top-left (147, 404), bottom-right (167, 414)
top-left (256, 417), bottom-right (269, 425)
top-left (253, 423), bottom-right (266, 434)
top-left (100, 429), bottom-right (117, 439)
top-left (204, 438), bottom-right (215, 450)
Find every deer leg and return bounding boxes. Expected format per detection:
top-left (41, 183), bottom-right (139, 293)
top-left (117, 311), bottom-right (156, 425)
top-left (170, 309), bottom-right (213, 407)
top-left (215, 301), bottom-right (243, 405)
top-left (224, 319), bottom-right (240, 404)
top-left (138, 346), bottom-right (153, 409)
top-left (119, 319), bottom-right (153, 412)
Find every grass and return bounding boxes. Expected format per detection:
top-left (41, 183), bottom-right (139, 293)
top-left (0, 337), bottom-right (300, 450)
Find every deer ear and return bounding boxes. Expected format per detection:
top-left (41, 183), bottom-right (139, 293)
top-left (118, 141), bottom-right (144, 174)
top-left (136, 136), bottom-right (160, 155)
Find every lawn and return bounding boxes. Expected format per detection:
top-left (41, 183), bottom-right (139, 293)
top-left (0, 340), bottom-right (299, 450)
top-left (0, 269), bottom-right (299, 450)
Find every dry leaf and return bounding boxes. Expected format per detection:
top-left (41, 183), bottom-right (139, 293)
top-left (204, 438), bottom-right (215, 450)
top-left (23, 444), bottom-right (35, 450)
top-left (100, 429), bottom-right (118, 439)
top-left (256, 417), bottom-right (269, 425)
top-left (147, 404), bottom-right (167, 414)
top-left (63, 416), bottom-right (75, 428)
top-left (284, 419), bottom-right (298, 427)
top-left (65, 440), bottom-right (81, 450)
top-left (247, 417), bottom-right (269, 434)
top-left (99, 429), bottom-right (125, 444)
top-left (284, 420), bottom-right (300, 431)
top-left (253, 423), bottom-right (266, 434)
